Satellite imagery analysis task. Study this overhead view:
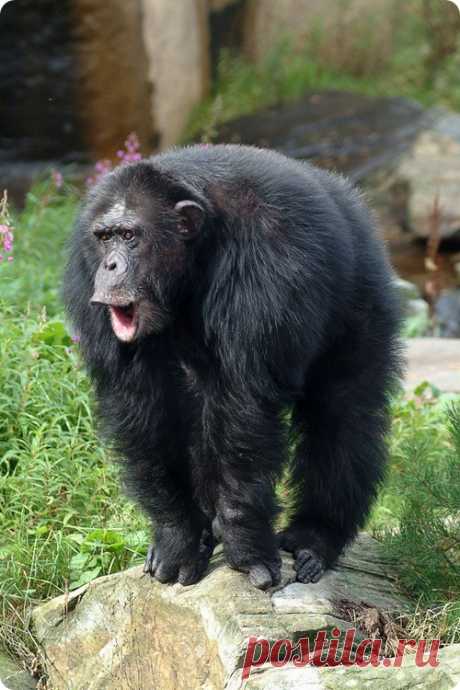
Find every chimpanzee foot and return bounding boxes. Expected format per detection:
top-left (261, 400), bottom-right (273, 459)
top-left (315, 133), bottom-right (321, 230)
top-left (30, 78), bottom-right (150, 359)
top-left (228, 557), bottom-right (282, 590)
top-left (293, 548), bottom-right (325, 584)
top-left (143, 524), bottom-right (215, 586)
top-left (278, 525), bottom-right (338, 584)
top-left (222, 536), bottom-right (282, 590)
top-left (247, 561), bottom-right (282, 589)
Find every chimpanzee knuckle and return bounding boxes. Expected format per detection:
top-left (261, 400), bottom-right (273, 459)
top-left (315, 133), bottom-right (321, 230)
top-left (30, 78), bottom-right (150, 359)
top-left (154, 561), bottom-right (179, 584)
top-left (248, 564), bottom-right (273, 590)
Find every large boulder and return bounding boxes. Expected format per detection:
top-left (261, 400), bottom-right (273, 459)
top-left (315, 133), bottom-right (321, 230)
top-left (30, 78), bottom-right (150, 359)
top-left (385, 113), bottom-right (460, 239)
top-left (213, 92), bottom-right (460, 241)
top-left (31, 534), bottom-right (460, 690)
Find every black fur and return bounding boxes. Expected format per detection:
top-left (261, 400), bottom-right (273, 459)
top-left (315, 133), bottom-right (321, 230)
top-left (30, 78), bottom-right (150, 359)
top-left (63, 145), bottom-right (402, 589)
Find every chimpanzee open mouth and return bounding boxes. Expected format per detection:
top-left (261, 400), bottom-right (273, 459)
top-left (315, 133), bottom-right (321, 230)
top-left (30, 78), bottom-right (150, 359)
top-left (109, 303), bottom-right (139, 342)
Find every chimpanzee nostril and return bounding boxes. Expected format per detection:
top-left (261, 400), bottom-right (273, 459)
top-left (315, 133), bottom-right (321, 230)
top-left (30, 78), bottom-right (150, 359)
top-left (102, 250), bottom-right (127, 277)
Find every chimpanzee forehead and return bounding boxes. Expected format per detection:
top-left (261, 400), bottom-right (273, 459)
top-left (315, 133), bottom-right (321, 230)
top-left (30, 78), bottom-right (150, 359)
top-left (85, 163), bottom-right (190, 234)
top-left (93, 201), bottom-right (140, 230)
top-left (89, 189), bottom-right (176, 237)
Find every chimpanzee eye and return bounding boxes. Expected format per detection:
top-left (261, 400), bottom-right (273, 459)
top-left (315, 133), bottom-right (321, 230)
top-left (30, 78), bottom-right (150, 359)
top-left (99, 232), bottom-right (112, 242)
top-left (123, 230), bottom-right (134, 241)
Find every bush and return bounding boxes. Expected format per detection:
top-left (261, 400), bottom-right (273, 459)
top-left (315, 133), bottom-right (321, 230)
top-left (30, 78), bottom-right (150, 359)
top-left (370, 388), bottom-right (460, 642)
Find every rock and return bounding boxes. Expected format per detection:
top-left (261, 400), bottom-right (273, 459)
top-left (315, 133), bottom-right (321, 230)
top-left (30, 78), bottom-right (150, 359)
top-left (0, 651), bottom-right (36, 690)
top-left (385, 113), bottom-right (460, 239)
top-left (434, 289), bottom-right (460, 337)
top-left (32, 533), bottom-right (456, 690)
top-left (214, 91), bottom-right (429, 183)
top-left (243, 645), bottom-right (460, 690)
top-left (405, 337), bottom-right (460, 393)
top-left (141, 0), bottom-right (210, 149)
top-left (212, 93), bottom-right (460, 241)
top-left (394, 278), bottom-right (431, 337)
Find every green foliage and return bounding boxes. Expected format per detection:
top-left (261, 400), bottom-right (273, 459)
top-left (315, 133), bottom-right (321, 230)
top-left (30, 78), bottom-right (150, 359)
top-left (384, 400), bottom-right (459, 604)
top-left (184, 2), bottom-right (460, 142)
top-left (184, 44), bottom-right (379, 142)
top-left (369, 390), bottom-right (460, 640)
top-left (68, 528), bottom-right (148, 590)
top-left (434, 36), bottom-right (460, 111)
top-left (0, 185), bottom-right (149, 656)
top-left (0, 304), bottom-right (149, 619)
top-left (401, 311), bottom-right (432, 338)
top-left (0, 178), bottom-right (79, 316)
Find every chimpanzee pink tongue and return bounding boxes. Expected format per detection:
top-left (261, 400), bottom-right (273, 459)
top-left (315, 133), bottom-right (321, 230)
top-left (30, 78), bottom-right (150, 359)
top-left (109, 305), bottom-right (137, 342)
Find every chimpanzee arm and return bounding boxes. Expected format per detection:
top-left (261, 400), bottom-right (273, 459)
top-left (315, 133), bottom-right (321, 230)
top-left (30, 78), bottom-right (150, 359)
top-left (98, 349), bottom-right (214, 586)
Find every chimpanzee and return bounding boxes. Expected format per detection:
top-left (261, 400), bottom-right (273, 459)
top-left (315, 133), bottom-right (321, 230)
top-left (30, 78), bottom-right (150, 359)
top-left (63, 145), bottom-right (402, 590)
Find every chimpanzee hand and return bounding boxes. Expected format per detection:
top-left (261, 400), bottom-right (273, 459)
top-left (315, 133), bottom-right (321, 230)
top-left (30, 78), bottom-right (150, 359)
top-left (143, 522), bottom-right (215, 586)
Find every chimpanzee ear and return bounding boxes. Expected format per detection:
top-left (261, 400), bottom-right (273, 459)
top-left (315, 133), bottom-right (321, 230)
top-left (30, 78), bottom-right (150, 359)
top-left (174, 200), bottom-right (205, 240)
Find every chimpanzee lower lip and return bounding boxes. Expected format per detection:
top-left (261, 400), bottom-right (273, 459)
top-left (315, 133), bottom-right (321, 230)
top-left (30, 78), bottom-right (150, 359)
top-left (109, 303), bottom-right (139, 342)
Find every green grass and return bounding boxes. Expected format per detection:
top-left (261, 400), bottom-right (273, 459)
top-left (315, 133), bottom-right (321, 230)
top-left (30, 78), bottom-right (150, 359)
top-left (0, 183), bottom-right (149, 665)
top-left (0, 174), bottom-right (459, 664)
top-left (1, 180), bottom-right (78, 316)
top-left (0, 307), bottom-right (149, 601)
top-left (184, 2), bottom-right (460, 142)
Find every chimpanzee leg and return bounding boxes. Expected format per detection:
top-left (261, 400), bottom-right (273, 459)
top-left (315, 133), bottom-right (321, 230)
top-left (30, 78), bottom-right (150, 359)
top-left (201, 391), bottom-right (286, 590)
top-left (279, 356), bottom-right (392, 583)
top-left (124, 434), bottom-right (214, 586)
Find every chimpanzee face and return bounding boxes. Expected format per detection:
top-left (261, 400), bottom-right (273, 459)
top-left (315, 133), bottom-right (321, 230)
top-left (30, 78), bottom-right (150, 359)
top-left (85, 167), bottom-right (205, 343)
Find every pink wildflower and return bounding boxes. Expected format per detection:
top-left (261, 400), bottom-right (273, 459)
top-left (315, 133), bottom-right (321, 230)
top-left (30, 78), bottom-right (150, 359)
top-left (86, 159), bottom-right (113, 187)
top-left (0, 197), bottom-right (14, 262)
top-left (86, 132), bottom-right (143, 187)
top-left (117, 133), bottom-right (143, 165)
top-left (51, 169), bottom-right (63, 189)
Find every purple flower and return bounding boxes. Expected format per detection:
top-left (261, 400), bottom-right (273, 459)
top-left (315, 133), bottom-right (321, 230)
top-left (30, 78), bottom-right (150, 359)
top-left (86, 133), bottom-right (143, 187)
top-left (51, 169), bottom-right (63, 189)
top-left (0, 220), bottom-right (14, 261)
top-left (118, 133), bottom-right (142, 165)
top-left (87, 159), bottom-right (113, 187)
